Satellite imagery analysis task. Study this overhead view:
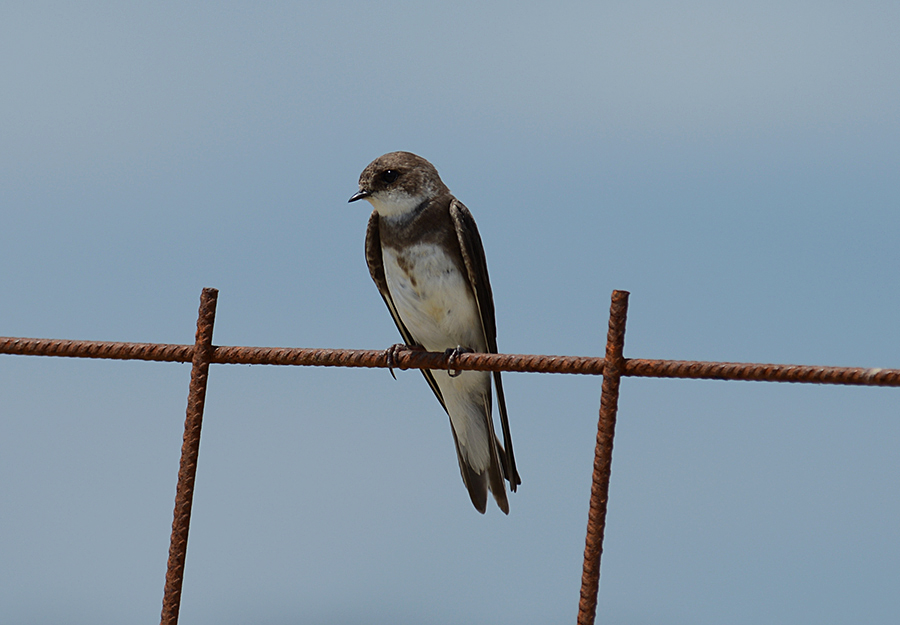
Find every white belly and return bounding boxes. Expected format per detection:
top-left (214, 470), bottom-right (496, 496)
top-left (382, 243), bottom-right (485, 352)
top-left (383, 242), bottom-right (493, 471)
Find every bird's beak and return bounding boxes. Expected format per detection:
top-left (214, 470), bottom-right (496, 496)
top-left (348, 190), bottom-right (370, 203)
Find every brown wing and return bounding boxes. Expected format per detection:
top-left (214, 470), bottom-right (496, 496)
top-left (449, 199), bottom-right (520, 489)
top-left (365, 210), bottom-right (448, 412)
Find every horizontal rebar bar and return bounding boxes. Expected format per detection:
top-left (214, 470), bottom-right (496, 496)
top-left (0, 337), bottom-right (193, 362)
top-left (2, 337), bottom-right (899, 386)
top-left (210, 346), bottom-right (608, 375)
top-left (624, 359), bottom-right (900, 386)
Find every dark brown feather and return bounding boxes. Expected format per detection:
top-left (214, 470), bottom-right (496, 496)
top-left (449, 200), bottom-right (521, 489)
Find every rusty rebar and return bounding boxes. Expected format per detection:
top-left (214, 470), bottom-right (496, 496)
top-left (4, 337), bottom-right (899, 386)
top-left (0, 337), bottom-right (193, 362)
top-left (0, 337), bottom-right (601, 374)
top-left (210, 345), bottom-right (609, 375)
top-left (160, 288), bottom-right (218, 625)
top-left (578, 289), bottom-right (629, 625)
top-left (4, 289), bottom-right (900, 625)
top-left (624, 358), bottom-right (900, 386)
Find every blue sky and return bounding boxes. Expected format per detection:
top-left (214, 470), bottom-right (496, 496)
top-left (2, 2), bottom-right (898, 624)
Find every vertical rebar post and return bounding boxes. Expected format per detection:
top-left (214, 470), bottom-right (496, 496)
top-left (577, 290), bottom-right (629, 625)
top-left (160, 288), bottom-right (219, 625)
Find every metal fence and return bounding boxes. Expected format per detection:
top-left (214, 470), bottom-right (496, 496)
top-left (2, 287), bottom-right (898, 625)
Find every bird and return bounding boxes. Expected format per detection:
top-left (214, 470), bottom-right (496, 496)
top-left (349, 151), bottom-right (520, 513)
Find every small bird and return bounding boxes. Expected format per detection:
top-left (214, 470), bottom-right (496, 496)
top-left (350, 151), bottom-right (520, 513)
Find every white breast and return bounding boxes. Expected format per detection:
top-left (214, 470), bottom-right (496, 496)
top-left (382, 243), bottom-right (485, 352)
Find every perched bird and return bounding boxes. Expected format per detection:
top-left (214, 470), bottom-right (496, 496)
top-left (350, 151), bottom-right (520, 513)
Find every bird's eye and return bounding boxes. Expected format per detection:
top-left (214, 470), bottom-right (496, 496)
top-left (380, 170), bottom-right (399, 184)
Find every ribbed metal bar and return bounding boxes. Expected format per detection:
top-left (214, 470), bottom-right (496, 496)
top-left (578, 290), bottom-right (629, 625)
top-left (160, 288), bottom-right (219, 625)
top-left (210, 345), bottom-right (608, 375)
top-left (624, 358), bottom-right (900, 386)
top-left (4, 338), bottom-right (898, 386)
top-left (4, 288), bottom-right (899, 625)
top-left (0, 337), bottom-right (193, 362)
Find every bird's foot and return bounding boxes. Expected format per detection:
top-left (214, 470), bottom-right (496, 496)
top-left (445, 346), bottom-right (474, 378)
top-left (384, 343), bottom-right (423, 379)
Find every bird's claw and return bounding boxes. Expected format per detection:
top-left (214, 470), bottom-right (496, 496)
top-left (445, 346), bottom-right (473, 378)
top-left (384, 343), bottom-right (423, 379)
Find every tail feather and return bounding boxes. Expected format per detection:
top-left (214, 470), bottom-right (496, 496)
top-left (449, 424), bottom-right (487, 513)
top-left (496, 437), bottom-right (522, 488)
top-left (486, 444), bottom-right (509, 514)
top-left (448, 421), bottom-right (509, 514)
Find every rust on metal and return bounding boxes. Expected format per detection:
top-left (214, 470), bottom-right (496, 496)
top-left (0, 337), bottom-right (193, 362)
top-left (3, 287), bottom-right (900, 625)
top-left (0, 337), bottom-right (603, 374)
top-left (625, 358), bottom-right (900, 386)
top-left (4, 337), bottom-right (898, 387)
top-left (578, 290), bottom-right (629, 625)
top-left (160, 288), bottom-right (219, 625)
top-left (210, 345), bottom-right (608, 375)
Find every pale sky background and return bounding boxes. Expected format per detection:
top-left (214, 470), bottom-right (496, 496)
top-left (2, 2), bottom-right (899, 624)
